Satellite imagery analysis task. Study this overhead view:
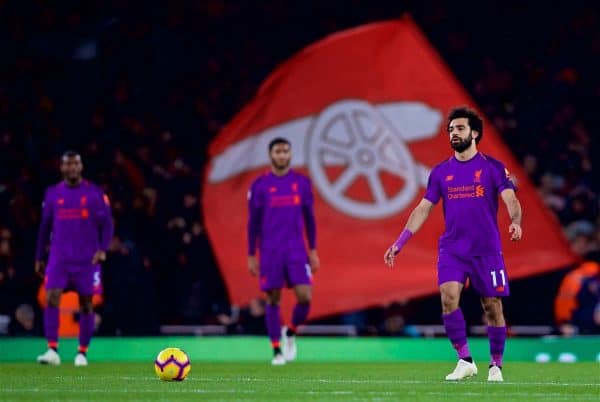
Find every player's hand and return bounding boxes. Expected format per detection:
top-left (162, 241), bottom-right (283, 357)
top-left (384, 245), bottom-right (398, 268)
top-left (308, 249), bottom-right (320, 274)
top-left (34, 260), bottom-right (46, 278)
top-left (248, 256), bottom-right (259, 277)
top-left (92, 250), bottom-right (107, 264)
top-left (509, 223), bottom-right (522, 241)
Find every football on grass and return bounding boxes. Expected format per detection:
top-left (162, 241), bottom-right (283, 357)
top-left (154, 347), bottom-right (191, 381)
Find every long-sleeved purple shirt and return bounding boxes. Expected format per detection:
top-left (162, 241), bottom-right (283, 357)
top-left (35, 180), bottom-right (114, 266)
top-left (247, 169), bottom-right (316, 256)
top-left (424, 152), bottom-right (515, 256)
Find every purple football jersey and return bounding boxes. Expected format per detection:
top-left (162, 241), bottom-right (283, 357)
top-left (35, 180), bottom-right (114, 266)
top-left (247, 169), bottom-right (316, 256)
top-left (424, 153), bottom-right (515, 256)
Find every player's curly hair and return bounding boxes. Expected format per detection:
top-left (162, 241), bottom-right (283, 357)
top-left (447, 106), bottom-right (483, 144)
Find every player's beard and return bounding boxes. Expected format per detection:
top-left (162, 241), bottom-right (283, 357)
top-left (450, 132), bottom-right (474, 153)
top-left (63, 170), bottom-right (82, 185)
top-left (271, 157), bottom-right (290, 171)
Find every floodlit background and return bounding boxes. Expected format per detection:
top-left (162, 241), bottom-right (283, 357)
top-left (0, 0), bottom-right (598, 344)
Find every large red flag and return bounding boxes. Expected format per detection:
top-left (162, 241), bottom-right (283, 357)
top-left (202, 17), bottom-right (577, 319)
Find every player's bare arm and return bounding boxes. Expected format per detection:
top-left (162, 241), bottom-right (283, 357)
top-left (308, 249), bottom-right (319, 273)
top-left (384, 198), bottom-right (435, 267)
top-left (500, 188), bottom-right (522, 241)
top-left (248, 255), bottom-right (259, 276)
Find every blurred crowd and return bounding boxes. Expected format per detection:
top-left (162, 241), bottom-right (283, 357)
top-left (1, 1), bottom-right (599, 336)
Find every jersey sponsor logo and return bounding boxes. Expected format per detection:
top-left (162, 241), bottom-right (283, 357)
top-left (446, 184), bottom-right (485, 199)
top-left (269, 195), bottom-right (301, 207)
top-left (57, 208), bottom-right (89, 220)
top-left (475, 185), bottom-right (484, 197)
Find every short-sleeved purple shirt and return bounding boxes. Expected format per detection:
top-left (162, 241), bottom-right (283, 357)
top-left (424, 153), bottom-right (515, 256)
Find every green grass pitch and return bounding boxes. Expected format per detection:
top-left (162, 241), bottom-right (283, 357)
top-left (1, 362), bottom-right (598, 401)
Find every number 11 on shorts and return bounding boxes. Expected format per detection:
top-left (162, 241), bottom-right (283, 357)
top-left (490, 269), bottom-right (506, 287)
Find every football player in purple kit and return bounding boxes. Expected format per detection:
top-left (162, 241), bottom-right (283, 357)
top-left (247, 137), bottom-right (319, 365)
top-left (384, 107), bottom-right (522, 382)
top-left (35, 151), bottom-right (114, 366)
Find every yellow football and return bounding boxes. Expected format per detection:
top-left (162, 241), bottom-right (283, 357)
top-left (154, 347), bottom-right (191, 381)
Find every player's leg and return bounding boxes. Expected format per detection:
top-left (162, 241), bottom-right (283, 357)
top-left (264, 289), bottom-right (285, 365)
top-left (73, 266), bottom-right (98, 366)
top-left (440, 282), bottom-right (472, 356)
top-left (38, 265), bottom-right (65, 365)
top-left (438, 253), bottom-right (477, 380)
top-left (75, 294), bottom-right (94, 366)
top-left (282, 284), bottom-right (311, 361)
top-left (281, 259), bottom-right (312, 361)
top-left (481, 297), bottom-right (506, 381)
top-left (290, 284), bottom-right (311, 332)
top-left (259, 251), bottom-right (286, 365)
top-left (38, 288), bottom-right (62, 365)
top-left (470, 255), bottom-right (509, 382)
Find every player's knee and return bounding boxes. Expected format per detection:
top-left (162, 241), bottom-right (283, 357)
top-left (486, 311), bottom-right (504, 326)
top-left (481, 298), bottom-right (503, 320)
top-left (297, 292), bottom-right (311, 304)
top-left (265, 292), bottom-right (281, 305)
top-left (294, 285), bottom-right (312, 304)
top-left (440, 292), bottom-right (460, 311)
top-left (47, 291), bottom-right (61, 307)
